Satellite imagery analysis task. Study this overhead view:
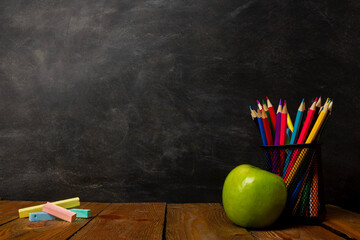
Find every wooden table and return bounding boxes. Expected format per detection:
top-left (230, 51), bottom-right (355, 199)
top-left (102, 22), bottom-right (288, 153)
top-left (0, 201), bottom-right (359, 239)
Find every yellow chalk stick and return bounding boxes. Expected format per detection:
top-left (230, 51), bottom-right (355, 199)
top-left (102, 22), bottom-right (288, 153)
top-left (18, 197), bottom-right (80, 218)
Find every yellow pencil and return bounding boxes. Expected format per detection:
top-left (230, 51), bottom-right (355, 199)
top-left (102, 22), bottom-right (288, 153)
top-left (287, 113), bottom-right (294, 132)
top-left (286, 102), bottom-right (330, 187)
top-left (306, 103), bottom-right (329, 143)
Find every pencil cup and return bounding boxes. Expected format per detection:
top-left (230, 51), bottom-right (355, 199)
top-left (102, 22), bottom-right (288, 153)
top-left (261, 143), bottom-right (325, 223)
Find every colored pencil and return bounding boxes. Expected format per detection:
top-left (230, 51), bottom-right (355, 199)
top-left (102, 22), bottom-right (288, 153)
top-left (287, 112), bottom-right (294, 133)
top-left (249, 105), bottom-right (259, 131)
top-left (311, 165), bottom-right (320, 217)
top-left (257, 100), bottom-right (263, 112)
top-left (292, 166), bottom-right (311, 215)
top-left (256, 108), bottom-right (272, 167)
top-left (280, 100), bottom-right (287, 145)
top-left (305, 102), bottom-right (329, 143)
top-left (283, 99), bottom-right (317, 180)
top-left (285, 102), bottom-right (329, 185)
top-left (316, 100), bottom-right (333, 141)
top-left (286, 129), bottom-right (291, 144)
top-left (278, 101), bottom-right (288, 175)
top-left (306, 97), bottom-right (320, 139)
top-left (290, 99), bottom-right (305, 144)
top-left (272, 100), bottom-right (282, 173)
top-left (316, 97), bottom-right (322, 108)
top-left (318, 98), bottom-right (328, 114)
top-left (274, 100), bottom-right (282, 145)
top-left (262, 101), bottom-right (275, 137)
top-left (262, 110), bottom-right (273, 145)
top-left (257, 109), bottom-right (267, 146)
top-left (266, 96), bottom-right (277, 131)
top-left (296, 99), bottom-right (317, 144)
top-left (299, 177), bottom-right (311, 216)
top-left (282, 99), bottom-right (305, 177)
top-left (289, 173), bottom-right (305, 213)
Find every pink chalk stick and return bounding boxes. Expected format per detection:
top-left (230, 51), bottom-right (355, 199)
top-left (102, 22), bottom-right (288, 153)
top-left (42, 202), bottom-right (76, 222)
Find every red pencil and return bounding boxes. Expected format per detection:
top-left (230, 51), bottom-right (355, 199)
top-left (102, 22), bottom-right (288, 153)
top-left (262, 110), bottom-right (273, 145)
top-left (266, 96), bottom-right (277, 130)
top-left (296, 99), bottom-right (317, 144)
top-left (283, 99), bottom-right (318, 181)
top-left (280, 100), bottom-right (287, 145)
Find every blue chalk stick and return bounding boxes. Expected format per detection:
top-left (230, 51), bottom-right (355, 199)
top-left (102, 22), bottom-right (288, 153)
top-left (69, 209), bottom-right (91, 218)
top-left (29, 212), bottom-right (56, 221)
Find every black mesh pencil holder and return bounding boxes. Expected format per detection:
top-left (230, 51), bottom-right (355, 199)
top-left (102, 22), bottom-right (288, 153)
top-left (261, 144), bottom-right (326, 224)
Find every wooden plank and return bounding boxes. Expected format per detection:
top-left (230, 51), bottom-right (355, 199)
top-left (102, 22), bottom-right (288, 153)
top-left (70, 202), bottom-right (166, 240)
top-left (0, 201), bottom-right (43, 226)
top-left (251, 224), bottom-right (345, 240)
top-left (166, 203), bottom-right (255, 240)
top-left (322, 204), bottom-right (360, 239)
top-left (0, 202), bottom-right (109, 240)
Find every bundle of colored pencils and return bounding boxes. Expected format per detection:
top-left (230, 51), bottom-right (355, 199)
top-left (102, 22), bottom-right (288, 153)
top-left (250, 97), bottom-right (333, 148)
top-left (249, 97), bottom-right (333, 218)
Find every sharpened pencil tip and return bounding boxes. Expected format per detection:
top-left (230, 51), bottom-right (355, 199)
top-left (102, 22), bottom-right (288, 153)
top-left (266, 96), bottom-right (269, 100)
top-left (314, 97), bottom-right (318, 102)
top-left (256, 99), bottom-right (260, 104)
top-left (279, 99), bottom-right (282, 105)
top-left (249, 105), bottom-right (252, 110)
top-left (302, 98), bottom-right (305, 103)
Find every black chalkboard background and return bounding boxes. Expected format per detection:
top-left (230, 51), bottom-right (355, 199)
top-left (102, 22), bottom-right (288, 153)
top-left (0, 0), bottom-right (359, 212)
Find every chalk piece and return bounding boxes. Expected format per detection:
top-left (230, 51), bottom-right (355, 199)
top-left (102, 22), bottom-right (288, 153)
top-left (18, 197), bottom-right (80, 218)
top-left (29, 212), bottom-right (56, 221)
top-left (43, 202), bottom-right (76, 222)
top-left (69, 209), bottom-right (92, 218)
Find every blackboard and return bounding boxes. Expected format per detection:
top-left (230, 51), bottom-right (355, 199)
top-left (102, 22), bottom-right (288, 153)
top-left (0, 0), bottom-right (359, 212)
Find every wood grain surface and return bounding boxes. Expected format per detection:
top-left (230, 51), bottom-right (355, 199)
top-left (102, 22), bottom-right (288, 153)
top-left (322, 204), bottom-right (360, 239)
top-left (166, 203), bottom-right (254, 240)
top-left (0, 201), bottom-right (42, 226)
top-left (250, 224), bottom-right (344, 240)
top-left (1, 201), bottom-right (359, 240)
top-left (0, 202), bottom-right (109, 240)
top-left (70, 202), bottom-right (166, 240)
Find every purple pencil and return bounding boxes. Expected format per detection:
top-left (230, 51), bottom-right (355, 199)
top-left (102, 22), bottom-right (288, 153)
top-left (274, 99), bottom-right (282, 145)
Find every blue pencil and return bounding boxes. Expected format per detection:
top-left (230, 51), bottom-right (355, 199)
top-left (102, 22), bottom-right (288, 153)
top-left (289, 173), bottom-right (306, 214)
top-left (256, 109), bottom-right (272, 168)
top-left (257, 109), bottom-right (267, 146)
top-left (290, 99), bottom-right (305, 144)
top-left (283, 99), bottom-right (305, 177)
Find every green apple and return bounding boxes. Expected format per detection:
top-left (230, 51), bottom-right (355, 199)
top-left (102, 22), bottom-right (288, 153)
top-left (222, 164), bottom-right (287, 228)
